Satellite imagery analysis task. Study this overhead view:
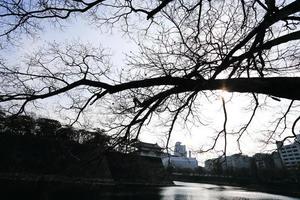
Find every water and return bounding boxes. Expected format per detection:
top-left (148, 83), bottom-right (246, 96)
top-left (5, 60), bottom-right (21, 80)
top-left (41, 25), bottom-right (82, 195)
top-left (160, 181), bottom-right (300, 200)
top-left (3, 181), bottom-right (300, 200)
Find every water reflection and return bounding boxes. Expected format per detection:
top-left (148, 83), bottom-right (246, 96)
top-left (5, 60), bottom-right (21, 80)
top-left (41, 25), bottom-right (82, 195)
top-left (160, 181), bottom-right (300, 200)
top-left (3, 181), bottom-right (300, 200)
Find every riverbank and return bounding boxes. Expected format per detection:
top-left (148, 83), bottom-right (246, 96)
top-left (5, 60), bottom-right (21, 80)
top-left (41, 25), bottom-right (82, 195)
top-left (0, 172), bottom-right (172, 192)
top-left (0, 170), bottom-right (173, 191)
top-left (0, 173), bottom-right (167, 200)
top-left (0, 135), bottom-right (173, 187)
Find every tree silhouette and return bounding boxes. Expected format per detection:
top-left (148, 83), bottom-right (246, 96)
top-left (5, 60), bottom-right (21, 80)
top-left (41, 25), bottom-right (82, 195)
top-left (35, 118), bottom-right (61, 137)
top-left (0, 0), bottom-right (300, 152)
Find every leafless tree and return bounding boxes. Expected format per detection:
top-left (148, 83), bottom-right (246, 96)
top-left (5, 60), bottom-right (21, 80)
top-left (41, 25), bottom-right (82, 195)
top-left (0, 0), bottom-right (300, 153)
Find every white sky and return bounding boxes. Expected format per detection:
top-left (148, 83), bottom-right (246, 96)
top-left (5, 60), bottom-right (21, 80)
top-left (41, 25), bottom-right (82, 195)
top-left (4, 16), bottom-right (300, 166)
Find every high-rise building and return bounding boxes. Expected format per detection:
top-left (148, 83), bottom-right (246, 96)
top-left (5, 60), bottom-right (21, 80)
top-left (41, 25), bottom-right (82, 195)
top-left (174, 142), bottom-right (187, 157)
top-left (162, 142), bottom-right (198, 170)
top-left (276, 134), bottom-right (300, 169)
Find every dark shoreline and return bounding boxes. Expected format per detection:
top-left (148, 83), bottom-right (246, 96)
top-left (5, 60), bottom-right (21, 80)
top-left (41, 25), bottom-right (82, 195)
top-left (0, 172), bottom-right (173, 190)
top-left (0, 174), bottom-right (168, 200)
top-left (1, 173), bottom-right (300, 199)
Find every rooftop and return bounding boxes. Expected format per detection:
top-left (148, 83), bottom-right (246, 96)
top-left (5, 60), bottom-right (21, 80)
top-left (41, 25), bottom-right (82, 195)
top-left (131, 141), bottom-right (163, 150)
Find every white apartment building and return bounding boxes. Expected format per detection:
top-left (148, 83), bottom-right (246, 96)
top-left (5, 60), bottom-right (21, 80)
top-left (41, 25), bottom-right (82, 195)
top-left (276, 134), bottom-right (300, 169)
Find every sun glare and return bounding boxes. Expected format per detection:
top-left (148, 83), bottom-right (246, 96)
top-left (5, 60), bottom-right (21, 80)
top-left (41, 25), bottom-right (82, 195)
top-left (220, 88), bottom-right (231, 99)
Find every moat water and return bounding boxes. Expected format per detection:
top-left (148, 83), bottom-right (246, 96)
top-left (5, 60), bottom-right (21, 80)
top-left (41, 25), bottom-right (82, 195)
top-left (159, 181), bottom-right (300, 200)
top-left (3, 181), bottom-right (300, 200)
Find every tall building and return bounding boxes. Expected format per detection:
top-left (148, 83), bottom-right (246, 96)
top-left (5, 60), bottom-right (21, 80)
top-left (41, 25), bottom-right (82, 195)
top-left (174, 142), bottom-right (187, 157)
top-left (162, 142), bottom-right (198, 170)
top-left (276, 134), bottom-right (300, 169)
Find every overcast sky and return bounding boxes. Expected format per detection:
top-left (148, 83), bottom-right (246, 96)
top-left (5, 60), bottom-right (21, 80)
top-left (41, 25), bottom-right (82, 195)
top-left (4, 15), bottom-right (300, 166)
